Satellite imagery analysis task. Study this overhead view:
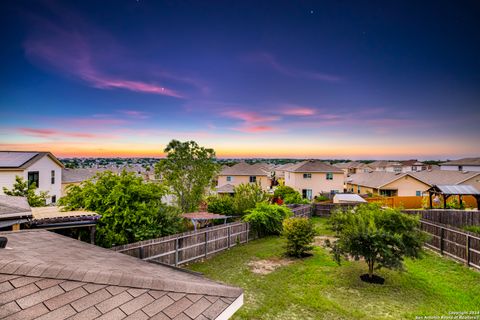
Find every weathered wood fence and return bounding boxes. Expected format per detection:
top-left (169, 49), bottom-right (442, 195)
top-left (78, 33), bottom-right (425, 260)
top-left (288, 204), bottom-right (313, 218)
top-left (406, 209), bottom-right (480, 227)
top-left (113, 204), bottom-right (312, 266)
top-left (314, 203), bottom-right (355, 216)
top-left (420, 220), bottom-right (480, 271)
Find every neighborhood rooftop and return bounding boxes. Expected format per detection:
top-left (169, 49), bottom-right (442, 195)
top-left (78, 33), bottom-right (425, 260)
top-left (286, 160), bottom-right (343, 173)
top-left (219, 162), bottom-right (270, 176)
top-left (0, 151), bottom-right (64, 169)
top-left (0, 229), bottom-right (243, 319)
top-left (442, 157), bottom-right (480, 166)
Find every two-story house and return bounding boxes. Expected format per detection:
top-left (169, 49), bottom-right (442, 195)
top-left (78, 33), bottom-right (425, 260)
top-left (284, 160), bottom-right (344, 200)
top-left (441, 158), bottom-right (480, 172)
top-left (217, 162), bottom-right (272, 193)
top-left (0, 151), bottom-right (64, 204)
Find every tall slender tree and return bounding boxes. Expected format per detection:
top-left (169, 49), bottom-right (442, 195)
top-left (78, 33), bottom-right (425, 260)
top-left (155, 140), bottom-right (219, 212)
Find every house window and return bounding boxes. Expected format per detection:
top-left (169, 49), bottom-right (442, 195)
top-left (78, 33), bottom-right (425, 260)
top-left (416, 191), bottom-right (422, 196)
top-left (357, 186), bottom-right (361, 194)
top-left (51, 170), bottom-right (55, 184)
top-left (28, 171), bottom-right (39, 188)
top-left (226, 176), bottom-right (233, 182)
top-left (326, 172), bottom-right (333, 180)
top-left (412, 166), bottom-right (417, 171)
top-left (249, 176), bottom-right (257, 183)
top-left (458, 166), bottom-right (463, 171)
top-left (302, 189), bottom-right (313, 200)
top-left (51, 195), bottom-right (57, 203)
top-left (303, 173), bottom-right (312, 179)
top-left (394, 167), bottom-right (402, 173)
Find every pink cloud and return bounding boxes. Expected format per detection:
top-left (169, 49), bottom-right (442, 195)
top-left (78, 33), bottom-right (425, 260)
top-left (245, 52), bottom-right (341, 82)
top-left (234, 125), bottom-right (277, 133)
top-left (119, 110), bottom-right (151, 119)
top-left (18, 128), bottom-right (113, 139)
top-left (23, 14), bottom-right (183, 98)
top-left (222, 110), bottom-right (280, 123)
top-left (281, 106), bottom-right (316, 116)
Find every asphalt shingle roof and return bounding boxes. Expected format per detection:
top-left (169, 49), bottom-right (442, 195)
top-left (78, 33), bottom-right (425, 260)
top-left (0, 151), bottom-right (64, 169)
top-left (0, 230), bottom-right (243, 319)
top-left (219, 163), bottom-right (270, 176)
top-left (0, 195), bottom-right (32, 220)
top-left (286, 160), bottom-right (343, 173)
top-left (442, 157), bottom-right (480, 166)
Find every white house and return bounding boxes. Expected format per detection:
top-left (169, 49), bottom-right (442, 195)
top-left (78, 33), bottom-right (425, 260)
top-left (0, 151), bottom-right (64, 204)
top-left (441, 158), bottom-right (480, 172)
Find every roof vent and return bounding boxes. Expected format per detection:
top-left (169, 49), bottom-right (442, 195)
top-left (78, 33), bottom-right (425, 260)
top-left (0, 237), bottom-right (7, 249)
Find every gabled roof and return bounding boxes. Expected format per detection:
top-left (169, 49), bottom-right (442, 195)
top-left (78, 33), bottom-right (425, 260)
top-left (347, 172), bottom-right (412, 189)
top-left (441, 157), bottom-right (480, 166)
top-left (367, 160), bottom-right (402, 168)
top-left (410, 171), bottom-right (480, 186)
top-left (0, 195), bottom-right (32, 220)
top-left (429, 185), bottom-right (480, 195)
top-left (400, 159), bottom-right (424, 166)
top-left (286, 160), bottom-right (343, 173)
top-left (62, 168), bottom-right (105, 183)
top-left (333, 161), bottom-right (362, 169)
top-left (0, 151), bottom-right (64, 169)
top-left (0, 230), bottom-right (243, 319)
top-left (219, 162), bottom-right (270, 176)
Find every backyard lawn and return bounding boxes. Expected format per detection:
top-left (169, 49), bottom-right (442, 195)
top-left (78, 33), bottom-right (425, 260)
top-left (186, 217), bottom-right (480, 320)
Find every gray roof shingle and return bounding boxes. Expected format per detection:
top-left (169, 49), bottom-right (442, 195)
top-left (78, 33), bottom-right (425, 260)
top-left (0, 230), bottom-right (243, 319)
top-left (286, 160), bottom-right (343, 173)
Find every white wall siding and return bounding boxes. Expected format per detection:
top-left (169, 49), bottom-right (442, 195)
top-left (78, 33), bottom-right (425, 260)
top-left (0, 171), bottom-right (23, 195)
top-left (25, 156), bottom-right (62, 204)
top-left (441, 165), bottom-right (480, 172)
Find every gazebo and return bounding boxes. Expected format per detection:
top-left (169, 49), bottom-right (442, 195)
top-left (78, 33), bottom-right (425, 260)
top-left (181, 212), bottom-right (232, 231)
top-left (427, 185), bottom-right (480, 210)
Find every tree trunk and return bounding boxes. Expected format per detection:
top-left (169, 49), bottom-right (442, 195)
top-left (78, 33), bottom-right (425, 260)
top-left (368, 260), bottom-right (374, 278)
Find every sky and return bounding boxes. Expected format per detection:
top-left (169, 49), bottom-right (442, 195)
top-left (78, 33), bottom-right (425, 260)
top-left (1, 0), bottom-right (479, 160)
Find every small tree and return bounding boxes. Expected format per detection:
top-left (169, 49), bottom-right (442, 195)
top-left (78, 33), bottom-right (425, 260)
top-left (329, 203), bottom-right (427, 281)
top-left (206, 195), bottom-right (235, 215)
top-left (283, 217), bottom-right (315, 257)
top-left (243, 203), bottom-right (292, 236)
top-left (155, 140), bottom-right (218, 213)
top-left (233, 182), bottom-right (269, 216)
top-left (274, 186), bottom-right (309, 204)
top-left (3, 176), bottom-right (48, 207)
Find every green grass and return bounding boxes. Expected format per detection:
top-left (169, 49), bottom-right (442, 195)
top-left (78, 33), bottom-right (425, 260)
top-left (186, 218), bottom-right (480, 319)
top-left (463, 225), bottom-right (480, 235)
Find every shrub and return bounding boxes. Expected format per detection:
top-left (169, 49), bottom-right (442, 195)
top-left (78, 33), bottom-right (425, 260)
top-left (243, 203), bottom-right (292, 236)
top-left (274, 186), bottom-right (309, 204)
top-left (3, 176), bottom-right (49, 207)
top-left (329, 203), bottom-right (427, 280)
top-left (233, 183), bottom-right (269, 216)
top-left (283, 217), bottom-right (315, 257)
top-left (314, 195), bottom-right (330, 202)
top-left (206, 195), bottom-right (234, 215)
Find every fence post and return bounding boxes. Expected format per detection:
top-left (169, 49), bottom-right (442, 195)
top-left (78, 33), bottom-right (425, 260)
top-left (440, 227), bottom-right (444, 255)
top-left (246, 223), bottom-right (249, 243)
top-left (204, 231), bottom-right (208, 258)
top-left (175, 237), bottom-right (179, 267)
top-left (227, 225), bottom-right (231, 248)
top-left (466, 235), bottom-right (470, 267)
top-left (139, 246), bottom-right (145, 260)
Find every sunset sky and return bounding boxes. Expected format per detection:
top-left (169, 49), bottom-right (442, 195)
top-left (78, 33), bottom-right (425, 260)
top-left (1, 1), bottom-right (479, 159)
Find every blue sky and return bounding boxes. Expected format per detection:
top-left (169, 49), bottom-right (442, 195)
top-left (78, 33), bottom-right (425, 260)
top-left (1, 0), bottom-right (479, 159)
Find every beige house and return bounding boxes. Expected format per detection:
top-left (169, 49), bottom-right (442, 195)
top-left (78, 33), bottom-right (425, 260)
top-left (284, 160), bottom-right (344, 200)
top-left (217, 162), bottom-right (272, 192)
top-left (346, 171), bottom-right (480, 197)
top-left (0, 151), bottom-right (64, 204)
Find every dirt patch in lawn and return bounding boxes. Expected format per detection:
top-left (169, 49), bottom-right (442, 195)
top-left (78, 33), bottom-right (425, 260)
top-left (247, 258), bottom-right (293, 275)
top-left (314, 236), bottom-right (337, 248)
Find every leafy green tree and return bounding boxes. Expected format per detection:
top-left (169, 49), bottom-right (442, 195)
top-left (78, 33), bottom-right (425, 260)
top-left (155, 140), bottom-right (218, 212)
top-left (206, 195), bottom-right (235, 215)
top-left (59, 170), bottom-right (182, 247)
top-left (243, 203), bottom-right (292, 236)
top-left (233, 183), bottom-right (269, 215)
top-left (283, 217), bottom-right (316, 257)
top-left (273, 186), bottom-right (309, 204)
top-left (3, 176), bottom-right (48, 207)
top-left (329, 203), bottom-right (427, 280)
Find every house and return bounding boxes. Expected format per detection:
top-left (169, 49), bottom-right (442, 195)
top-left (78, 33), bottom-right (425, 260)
top-left (440, 157), bottom-right (480, 172)
top-left (399, 160), bottom-right (427, 172)
top-left (334, 161), bottom-right (373, 177)
top-left (346, 171), bottom-right (480, 197)
top-left (0, 195), bottom-right (31, 230)
top-left (346, 172), bottom-right (430, 196)
top-left (367, 160), bottom-right (403, 173)
top-left (284, 160), bottom-right (344, 200)
top-left (0, 151), bottom-right (64, 204)
top-left (217, 162), bottom-right (272, 191)
top-left (0, 229), bottom-right (243, 319)
top-left (62, 168), bottom-right (105, 196)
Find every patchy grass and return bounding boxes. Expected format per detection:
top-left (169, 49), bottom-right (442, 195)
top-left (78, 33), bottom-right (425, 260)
top-left (463, 225), bottom-right (480, 235)
top-left (186, 217), bottom-right (480, 320)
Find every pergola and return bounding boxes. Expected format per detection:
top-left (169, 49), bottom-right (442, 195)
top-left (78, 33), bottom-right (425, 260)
top-left (181, 212), bottom-right (232, 231)
top-left (427, 185), bottom-right (480, 210)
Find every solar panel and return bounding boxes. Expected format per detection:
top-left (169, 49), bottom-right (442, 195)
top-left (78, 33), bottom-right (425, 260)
top-left (0, 152), bottom-right (38, 167)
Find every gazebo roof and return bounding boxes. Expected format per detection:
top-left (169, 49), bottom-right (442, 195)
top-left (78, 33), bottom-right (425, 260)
top-left (428, 185), bottom-right (480, 195)
top-left (181, 212), bottom-right (230, 220)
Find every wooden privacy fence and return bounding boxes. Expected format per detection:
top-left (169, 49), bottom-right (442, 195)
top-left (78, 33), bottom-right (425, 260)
top-left (289, 204), bottom-right (313, 218)
top-left (406, 209), bottom-right (480, 227)
top-left (420, 220), bottom-right (480, 271)
top-left (113, 222), bottom-right (256, 266)
top-left (314, 203), bottom-right (355, 216)
top-left (366, 195), bottom-right (478, 209)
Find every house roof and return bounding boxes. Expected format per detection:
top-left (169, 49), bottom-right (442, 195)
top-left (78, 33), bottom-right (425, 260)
top-left (442, 157), bottom-right (480, 166)
top-left (274, 163), bottom-right (296, 171)
top-left (0, 195), bottom-right (32, 220)
top-left (367, 160), bottom-right (402, 168)
top-left (333, 161), bottom-right (362, 169)
top-left (62, 168), bottom-right (105, 183)
top-left (286, 160), bottom-right (343, 173)
top-left (219, 162), bottom-right (269, 176)
top-left (216, 184), bottom-right (235, 194)
top-left (429, 185), bottom-right (480, 195)
top-left (409, 171), bottom-right (480, 186)
top-left (0, 151), bottom-right (64, 170)
top-left (0, 229), bottom-right (243, 319)
top-left (400, 159), bottom-right (424, 166)
top-left (347, 172), bottom-right (411, 189)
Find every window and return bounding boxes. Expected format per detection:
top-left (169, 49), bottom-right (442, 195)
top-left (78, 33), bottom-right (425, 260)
top-left (326, 172), bottom-right (333, 180)
top-left (226, 176), bottom-right (233, 182)
top-left (302, 189), bottom-right (313, 200)
top-left (51, 195), bottom-right (57, 203)
top-left (416, 191), bottom-right (422, 196)
top-left (51, 170), bottom-right (55, 184)
top-left (28, 171), bottom-right (39, 188)
top-left (393, 167), bottom-right (401, 173)
top-left (303, 173), bottom-right (312, 179)
top-left (357, 186), bottom-right (361, 194)
top-left (458, 166), bottom-right (463, 171)
top-left (249, 176), bottom-right (257, 183)
top-left (412, 166), bottom-right (417, 171)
